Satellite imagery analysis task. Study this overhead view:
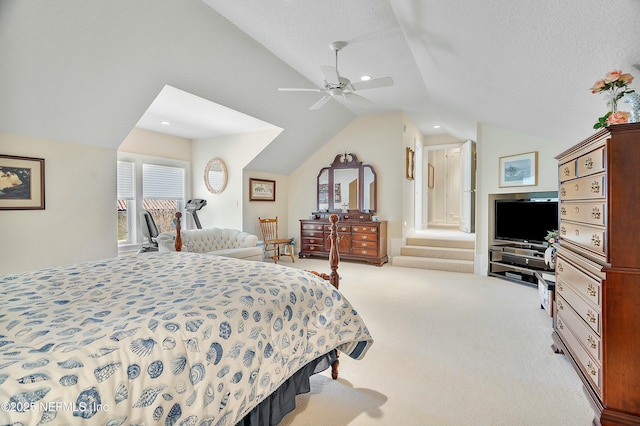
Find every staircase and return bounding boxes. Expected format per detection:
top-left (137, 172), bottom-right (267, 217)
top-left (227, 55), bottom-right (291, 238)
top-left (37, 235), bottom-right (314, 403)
top-left (392, 232), bottom-right (475, 273)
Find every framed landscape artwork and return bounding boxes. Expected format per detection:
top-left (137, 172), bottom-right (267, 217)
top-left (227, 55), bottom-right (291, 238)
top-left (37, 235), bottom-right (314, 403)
top-left (0, 154), bottom-right (45, 210)
top-left (249, 178), bottom-right (276, 201)
top-left (499, 151), bottom-right (538, 187)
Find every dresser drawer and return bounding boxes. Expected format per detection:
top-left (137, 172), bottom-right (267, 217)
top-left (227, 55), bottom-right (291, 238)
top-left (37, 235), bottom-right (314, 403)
top-left (352, 232), bottom-right (377, 242)
top-left (559, 201), bottom-right (606, 227)
top-left (559, 160), bottom-right (577, 182)
top-left (302, 236), bottom-right (323, 246)
top-left (351, 225), bottom-right (379, 234)
top-left (556, 299), bottom-right (602, 362)
top-left (350, 240), bottom-right (378, 250)
top-left (324, 224), bottom-right (351, 234)
top-left (556, 255), bottom-right (602, 307)
top-left (351, 248), bottom-right (378, 257)
top-left (576, 146), bottom-right (606, 177)
top-left (559, 173), bottom-right (606, 201)
top-left (559, 221), bottom-right (606, 257)
top-left (556, 279), bottom-right (601, 335)
top-left (302, 223), bottom-right (324, 231)
top-left (556, 303), bottom-right (602, 393)
top-left (302, 243), bottom-right (324, 252)
top-left (302, 229), bottom-right (324, 238)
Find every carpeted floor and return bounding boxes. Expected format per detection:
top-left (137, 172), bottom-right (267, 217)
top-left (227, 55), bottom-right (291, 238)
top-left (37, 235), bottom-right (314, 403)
top-left (278, 257), bottom-right (594, 426)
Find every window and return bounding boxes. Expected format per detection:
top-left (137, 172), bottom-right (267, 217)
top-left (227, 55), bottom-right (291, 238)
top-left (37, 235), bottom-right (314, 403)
top-left (117, 154), bottom-right (189, 248)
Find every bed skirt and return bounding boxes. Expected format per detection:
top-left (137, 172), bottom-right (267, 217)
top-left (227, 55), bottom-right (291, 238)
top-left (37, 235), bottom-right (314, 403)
top-left (237, 351), bottom-right (337, 425)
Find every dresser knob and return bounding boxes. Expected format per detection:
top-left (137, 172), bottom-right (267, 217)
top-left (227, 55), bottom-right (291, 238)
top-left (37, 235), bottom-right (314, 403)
top-left (587, 310), bottom-right (597, 323)
top-left (587, 360), bottom-right (597, 376)
top-left (587, 335), bottom-right (597, 349)
top-left (574, 184), bottom-right (580, 192)
top-left (362, 235), bottom-right (368, 240)
top-left (558, 300), bottom-right (564, 310)
top-left (558, 282), bottom-right (564, 292)
top-left (587, 282), bottom-right (597, 297)
top-left (584, 157), bottom-right (593, 169)
top-left (558, 319), bottom-right (564, 329)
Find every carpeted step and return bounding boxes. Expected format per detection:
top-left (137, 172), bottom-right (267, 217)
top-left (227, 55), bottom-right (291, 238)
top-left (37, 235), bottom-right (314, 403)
top-left (400, 245), bottom-right (474, 260)
top-left (405, 237), bottom-right (474, 250)
top-left (391, 255), bottom-right (474, 273)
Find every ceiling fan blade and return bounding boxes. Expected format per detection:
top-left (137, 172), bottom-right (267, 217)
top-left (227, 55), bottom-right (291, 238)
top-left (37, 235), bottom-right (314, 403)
top-left (350, 76), bottom-right (394, 91)
top-left (309, 95), bottom-right (331, 110)
top-left (344, 92), bottom-right (374, 108)
top-left (320, 65), bottom-right (340, 84)
top-left (278, 87), bottom-right (323, 92)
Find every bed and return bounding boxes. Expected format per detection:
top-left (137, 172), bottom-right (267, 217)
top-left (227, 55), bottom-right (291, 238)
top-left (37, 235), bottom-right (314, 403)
top-left (0, 214), bottom-right (373, 425)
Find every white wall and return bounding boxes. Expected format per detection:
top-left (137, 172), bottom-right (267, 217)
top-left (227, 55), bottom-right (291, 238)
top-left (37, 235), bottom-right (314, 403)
top-left (243, 170), bottom-right (290, 240)
top-left (119, 128), bottom-right (192, 162)
top-left (192, 129), bottom-right (281, 231)
top-left (0, 133), bottom-right (116, 274)
top-left (475, 123), bottom-right (563, 274)
top-left (288, 111), bottom-right (408, 257)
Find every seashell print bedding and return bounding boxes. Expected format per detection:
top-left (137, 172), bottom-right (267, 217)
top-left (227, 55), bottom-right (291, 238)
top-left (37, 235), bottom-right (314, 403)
top-left (0, 253), bottom-right (373, 425)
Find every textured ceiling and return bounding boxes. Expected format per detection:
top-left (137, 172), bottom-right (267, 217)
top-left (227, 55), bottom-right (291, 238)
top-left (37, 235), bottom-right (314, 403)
top-left (204, 0), bottom-right (640, 144)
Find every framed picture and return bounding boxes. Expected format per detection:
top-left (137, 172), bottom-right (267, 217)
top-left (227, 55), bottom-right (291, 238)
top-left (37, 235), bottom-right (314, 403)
top-left (0, 154), bottom-right (45, 210)
top-left (499, 151), bottom-right (538, 187)
top-left (249, 178), bottom-right (276, 201)
top-left (406, 147), bottom-right (415, 180)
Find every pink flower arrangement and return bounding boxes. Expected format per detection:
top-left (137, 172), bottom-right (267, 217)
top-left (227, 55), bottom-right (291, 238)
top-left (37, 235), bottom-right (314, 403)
top-left (592, 70), bottom-right (635, 129)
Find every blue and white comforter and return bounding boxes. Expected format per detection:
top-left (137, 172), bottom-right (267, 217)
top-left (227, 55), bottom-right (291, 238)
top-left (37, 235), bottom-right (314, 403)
top-left (0, 253), bottom-right (372, 425)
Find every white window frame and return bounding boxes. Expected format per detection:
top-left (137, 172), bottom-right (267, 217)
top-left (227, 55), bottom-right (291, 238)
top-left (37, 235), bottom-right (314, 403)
top-left (117, 153), bottom-right (190, 254)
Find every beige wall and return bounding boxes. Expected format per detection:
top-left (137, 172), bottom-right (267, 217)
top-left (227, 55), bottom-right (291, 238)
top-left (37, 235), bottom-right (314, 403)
top-left (119, 128), bottom-right (192, 162)
top-left (475, 123), bottom-right (561, 274)
top-left (288, 111), bottom-right (409, 256)
top-left (0, 133), bottom-right (116, 274)
top-left (192, 129), bottom-right (281, 232)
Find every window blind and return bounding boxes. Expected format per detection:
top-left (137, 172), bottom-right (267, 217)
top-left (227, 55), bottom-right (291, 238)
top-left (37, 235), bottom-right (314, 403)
top-left (117, 161), bottom-right (135, 200)
top-left (142, 163), bottom-right (185, 200)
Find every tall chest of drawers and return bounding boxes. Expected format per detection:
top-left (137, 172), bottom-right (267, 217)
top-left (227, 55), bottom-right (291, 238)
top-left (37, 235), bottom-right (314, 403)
top-left (552, 123), bottom-right (640, 426)
top-left (299, 218), bottom-right (388, 266)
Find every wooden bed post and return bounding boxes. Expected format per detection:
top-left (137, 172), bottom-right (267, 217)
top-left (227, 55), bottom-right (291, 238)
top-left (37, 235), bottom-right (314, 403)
top-left (328, 213), bottom-right (340, 380)
top-left (175, 212), bottom-right (182, 252)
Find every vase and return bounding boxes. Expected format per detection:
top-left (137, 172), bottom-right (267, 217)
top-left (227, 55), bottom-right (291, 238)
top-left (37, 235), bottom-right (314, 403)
top-left (544, 246), bottom-right (556, 269)
top-left (623, 92), bottom-right (640, 123)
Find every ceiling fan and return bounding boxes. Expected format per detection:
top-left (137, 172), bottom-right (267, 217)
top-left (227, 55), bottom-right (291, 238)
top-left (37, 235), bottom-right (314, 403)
top-left (278, 41), bottom-right (394, 110)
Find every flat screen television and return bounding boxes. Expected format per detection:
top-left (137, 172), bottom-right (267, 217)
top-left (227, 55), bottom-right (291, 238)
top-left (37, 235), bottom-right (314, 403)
top-left (494, 199), bottom-right (558, 245)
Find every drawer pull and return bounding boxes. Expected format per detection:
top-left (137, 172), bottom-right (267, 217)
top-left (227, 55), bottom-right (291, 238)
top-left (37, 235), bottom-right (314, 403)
top-left (361, 243), bottom-right (366, 247)
top-left (309, 239), bottom-right (315, 244)
top-left (557, 282), bottom-right (564, 292)
top-left (558, 299), bottom-right (564, 310)
top-left (557, 319), bottom-right (565, 330)
top-left (561, 207), bottom-right (567, 216)
top-left (341, 227), bottom-right (347, 231)
top-left (591, 207), bottom-right (601, 220)
top-left (584, 157), bottom-right (593, 169)
top-left (560, 226), bottom-right (566, 236)
top-left (561, 187), bottom-right (567, 197)
top-left (557, 262), bottom-right (564, 272)
top-left (362, 250), bottom-right (368, 254)
top-left (587, 361), bottom-right (597, 377)
top-left (591, 234), bottom-right (601, 247)
top-left (587, 282), bottom-right (597, 297)
top-left (563, 166), bottom-right (570, 176)
top-left (586, 310), bottom-right (597, 323)
top-left (587, 335), bottom-right (597, 350)
top-left (362, 235), bottom-right (368, 240)
top-left (574, 184), bottom-right (580, 192)
top-left (310, 247), bottom-right (315, 251)
top-left (591, 181), bottom-right (601, 194)
top-left (575, 206), bottom-right (580, 214)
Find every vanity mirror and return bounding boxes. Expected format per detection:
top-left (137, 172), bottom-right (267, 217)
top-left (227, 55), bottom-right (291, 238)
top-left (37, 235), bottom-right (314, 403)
top-left (316, 152), bottom-right (376, 213)
top-left (204, 157), bottom-right (228, 194)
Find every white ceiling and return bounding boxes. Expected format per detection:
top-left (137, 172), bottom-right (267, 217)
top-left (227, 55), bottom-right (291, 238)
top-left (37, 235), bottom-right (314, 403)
top-left (199, 0), bottom-right (640, 144)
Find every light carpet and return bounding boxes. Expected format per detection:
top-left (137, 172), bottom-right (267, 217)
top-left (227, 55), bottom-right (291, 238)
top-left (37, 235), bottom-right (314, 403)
top-left (276, 258), bottom-right (593, 426)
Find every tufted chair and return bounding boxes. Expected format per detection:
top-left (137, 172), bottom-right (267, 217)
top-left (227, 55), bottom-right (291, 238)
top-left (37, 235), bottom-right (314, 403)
top-left (156, 228), bottom-right (262, 261)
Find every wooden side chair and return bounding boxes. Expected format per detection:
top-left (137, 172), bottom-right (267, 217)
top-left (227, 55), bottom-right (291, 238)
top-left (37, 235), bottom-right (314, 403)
top-left (258, 216), bottom-right (295, 263)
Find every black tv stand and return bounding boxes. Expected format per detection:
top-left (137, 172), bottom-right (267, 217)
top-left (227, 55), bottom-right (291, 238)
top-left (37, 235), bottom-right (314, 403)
top-left (488, 243), bottom-right (554, 287)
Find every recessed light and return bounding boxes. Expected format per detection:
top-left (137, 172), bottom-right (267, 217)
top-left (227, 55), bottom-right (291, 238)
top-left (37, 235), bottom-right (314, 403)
top-left (434, 125), bottom-right (441, 129)
top-left (360, 75), bottom-right (372, 81)
top-left (160, 121), bottom-right (171, 125)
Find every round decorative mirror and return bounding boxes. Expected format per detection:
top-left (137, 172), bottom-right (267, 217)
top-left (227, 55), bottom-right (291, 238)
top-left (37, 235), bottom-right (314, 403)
top-left (204, 157), bottom-right (228, 194)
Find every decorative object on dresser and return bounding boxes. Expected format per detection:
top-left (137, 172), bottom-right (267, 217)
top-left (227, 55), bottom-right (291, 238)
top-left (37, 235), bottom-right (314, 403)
top-left (301, 152), bottom-right (387, 266)
top-left (0, 154), bottom-right (45, 210)
top-left (552, 122), bottom-right (640, 426)
top-left (590, 70), bottom-right (635, 129)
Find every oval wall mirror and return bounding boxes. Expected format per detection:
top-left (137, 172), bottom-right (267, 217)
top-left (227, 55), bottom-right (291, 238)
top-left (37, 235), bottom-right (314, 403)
top-left (204, 157), bottom-right (228, 194)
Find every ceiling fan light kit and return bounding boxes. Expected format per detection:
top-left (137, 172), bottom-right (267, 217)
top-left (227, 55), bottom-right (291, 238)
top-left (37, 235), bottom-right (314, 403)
top-left (278, 41), bottom-right (394, 110)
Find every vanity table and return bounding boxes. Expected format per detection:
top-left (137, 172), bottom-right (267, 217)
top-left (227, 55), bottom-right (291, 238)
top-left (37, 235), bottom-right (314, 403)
top-left (299, 153), bottom-right (388, 266)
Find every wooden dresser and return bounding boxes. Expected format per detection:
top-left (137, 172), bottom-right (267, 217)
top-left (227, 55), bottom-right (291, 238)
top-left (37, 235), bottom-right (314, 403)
top-left (552, 123), bottom-right (640, 426)
top-left (299, 213), bottom-right (388, 266)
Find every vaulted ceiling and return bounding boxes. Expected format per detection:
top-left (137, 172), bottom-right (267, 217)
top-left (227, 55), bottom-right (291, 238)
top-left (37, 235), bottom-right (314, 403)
top-left (1, 1), bottom-right (639, 175)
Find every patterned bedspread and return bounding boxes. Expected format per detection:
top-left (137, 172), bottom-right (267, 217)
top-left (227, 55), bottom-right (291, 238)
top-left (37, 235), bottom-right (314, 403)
top-left (0, 253), bottom-right (372, 425)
